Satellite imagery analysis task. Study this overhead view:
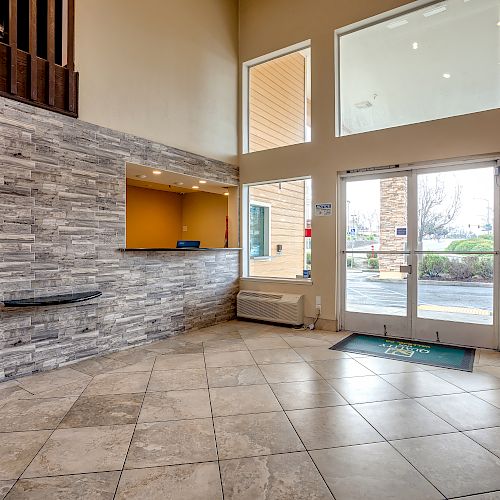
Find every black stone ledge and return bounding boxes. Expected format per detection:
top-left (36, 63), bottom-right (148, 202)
top-left (3, 291), bottom-right (102, 308)
top-left (119, 248), bottom-right (242, 251)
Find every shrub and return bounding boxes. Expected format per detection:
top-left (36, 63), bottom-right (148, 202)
top-left (367, 257), bottom-right (379, 270)
top-left (446, 238), bottom-right (494, 252)
top-left (346, 257), bottom-right (356, 268)
top-left (419, 254), bottom-right (449, 278)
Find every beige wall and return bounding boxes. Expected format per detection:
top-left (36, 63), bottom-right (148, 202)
top-left (182, 192), bottom-right (228, 248)
top-left (239, 0), bottom-right (500, 324)
top-left (75, 0), bottom-right (238, 164)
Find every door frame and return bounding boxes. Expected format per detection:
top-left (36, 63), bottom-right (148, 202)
top-left (337, 155), bottom-right (500, 349)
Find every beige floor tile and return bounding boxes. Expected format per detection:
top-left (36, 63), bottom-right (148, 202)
top-left (147, 368), bottom-right (207, 392)
top-left (466, 427), bottom-right (500, 458)
top-left (59, 394), bottom-right (143, 428)
top-left (116, 462), bottom-right (222, 500)
top-left (203, 339), bottom-right (248, 352)
top-left (244, 337), bottom-right (290, 350)
top-left (251, 348), bottom-right (303, 365)
top-left (453, 493), bottom-right (500, 499)
top-left (153, 353), bottom-right (205, 371)
top-left (293, 346), bottom-right (350, 361)
top-left (327, 375), bottom-right (408, 404)
top-left (381, 371), bottom-right (464, 397)
top-left (472, 389), bottom-right (500, 408)
top-left (0, 430), bottom-right (51, 480)
top-left (16, 368), bottom-right (91, 395)
top-left (111, 357), bottom-right (156, 373)
top-left (0, 480), bottom-right (14, 499)
top-left (431, 369), bottom-right (500, 392)
top-left (220, 452), bottom-right (333, 500)
top-left (23, 424), bottom-right (134, 478)
top-left (354, 399), bottom-right (456, 440)
top-left (286, 405), bottom-right (383, 450)
top-left (139, 389), bottom-right (211, 422)
top-left (144, 339), bottom-right (204, 355)
top-left (206, 366), bottom-right (266, 388)
top-left (210, 385), bottom-right (281, 417)
top-left (104, 348), bottom-right (157, 366)
top-left (308, 358), bottom-right (374, 379)
top-left (0, 397), bottom-right (76, 432)
top-left (283, 336), bottom-right (332, 348)
top-left (204, 351), bottom-right (255, 368)
top-left (416, 393), bottom-right (500, 431)
top-left (259, 362), bottom-right (322, 383)
top-left (356, 356), bottom-right (425, 374)
top-left (0, 381), bottom-right (32, 406)
top-left (214, 411), bottom-right (304, 459)
top-left (71, 357), bottom-right (126, 376)
top-left (477, 366), bottom-right (500, 378)
top-left (270, 380), bottom-right (347, 410)
top-left (391, 433), bottom-right (500, 498)
top-left (125, 419), bottom-right (217, 468)
top-left (83, 372), bottom-right (150, 396)
top-left (7, 471), bottom-right (120, 499)
top-left (25, 380), bottom-right (89, 399)
top-left (311, 442), bottom-right (443, 500)
top-left (475, 349), bottom-right (500, 367)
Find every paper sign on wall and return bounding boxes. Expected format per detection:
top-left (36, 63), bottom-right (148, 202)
top-left (314, 203), bottom-right (333, 216)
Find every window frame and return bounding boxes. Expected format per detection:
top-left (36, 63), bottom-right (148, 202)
top-left (242, 176), bottom-right (312, 281)
top-left (242, 39), bottom-right (311, 154)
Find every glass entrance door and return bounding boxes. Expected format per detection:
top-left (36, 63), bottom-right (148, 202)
top-left (339, 160), bottom-right (499, 349)
top-left (340, 173), bottom-right (412, 338)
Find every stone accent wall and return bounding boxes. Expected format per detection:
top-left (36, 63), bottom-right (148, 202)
top-left (379, 177), bottom-right (407, 276)
top-left (0, 97), bottom-right (239, 380)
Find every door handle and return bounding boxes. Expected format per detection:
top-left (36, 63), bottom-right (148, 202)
top-left (400, 265), bottom-right (412, 274)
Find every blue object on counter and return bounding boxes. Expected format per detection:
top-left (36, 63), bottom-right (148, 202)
top-left (176, 240), bottom-right (201, 249)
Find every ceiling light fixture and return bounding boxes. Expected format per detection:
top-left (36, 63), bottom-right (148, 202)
top-left (497, 21), bottom-right (500, 26)
top-left (135, 174), bottom-right (147, 179)
top-left (199, 180), bottom-right (207, 184)
top-left (192, 186), bottom-right (199, 189)
top-left (174, 181), bottom-right (184, 186)
top-left (412, 42), bottom-right (419, 50)
top-left (152, 170), bottom-right (162, 175)
top-left (423, 5), bottom-right (447, 17)
top-left (442, 73), bottom-right (451, 79)
top-left (224, 192), bottom-right (229, 196)
top-left (387, 19), bottom-right (409, 29)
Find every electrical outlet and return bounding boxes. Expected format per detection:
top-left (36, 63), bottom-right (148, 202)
top-left (315, 296), bottom-right (321, 314)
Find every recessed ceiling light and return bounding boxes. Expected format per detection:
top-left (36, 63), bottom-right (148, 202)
top-left (442, 73), bottom-right (451, 79)
top-left (152, 170), bottom-right (162, 175)
top-left (174, 181), bottom-right (184, 186)
top-left (497, 21), bottom-right (500, 26)
top-left (192, 186), bottom-right (199, 189)
top-left (224, 192), bottom-right (229, 196)
top-left (199, 180), bottom-right (207, 184)
top-left (135, 174), bottom-right (147, 179)
top-left (412, 42), bottom-right (419, 50)
top-left (423, 5), bottom-right (447, 17)
top-left (387, 19), bottom-right (409, 29)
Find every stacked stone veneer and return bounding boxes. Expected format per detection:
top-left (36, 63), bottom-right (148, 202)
top-left (379, 177), bottom-right (407, 275)
top-left (0, 97), bottom-right (239, 380)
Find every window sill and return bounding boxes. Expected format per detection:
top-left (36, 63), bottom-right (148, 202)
top-left (240, 277), bottom-right (313, 285)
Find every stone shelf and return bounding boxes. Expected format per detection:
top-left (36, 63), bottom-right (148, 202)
top-left (3, 291), bottom-right (102, 308)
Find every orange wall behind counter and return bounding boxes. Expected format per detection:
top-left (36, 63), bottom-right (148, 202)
top-left (126, 185), bottom-right (182, 248)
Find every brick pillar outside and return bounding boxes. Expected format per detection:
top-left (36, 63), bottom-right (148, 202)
top-left (379, 178), bottom-right (407, 279)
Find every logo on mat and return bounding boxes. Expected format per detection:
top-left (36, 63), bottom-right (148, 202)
top-left (385, 346), bottom-right (414, 358)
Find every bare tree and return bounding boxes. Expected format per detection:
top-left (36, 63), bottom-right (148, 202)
top-left (418, 175), bottom-right (462, 244)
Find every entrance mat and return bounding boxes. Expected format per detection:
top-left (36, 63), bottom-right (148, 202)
top-left (331, 334), bottom-right (475, 371)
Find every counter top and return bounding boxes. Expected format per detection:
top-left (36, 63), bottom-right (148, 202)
top-left (119, 248), bottom-right (242, 252)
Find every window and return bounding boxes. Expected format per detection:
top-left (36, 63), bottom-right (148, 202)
top-left (244, 178), bottom-right (312, 279)
top-left (337, 0), bottom-right (500, 136)
top-left (243, 41), bottom-right (311, 153)
top-left (249, 203), bottom-right (270, 257)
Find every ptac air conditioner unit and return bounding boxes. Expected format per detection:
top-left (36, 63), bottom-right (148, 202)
top-left (237, 291), bottom-right (304, 326)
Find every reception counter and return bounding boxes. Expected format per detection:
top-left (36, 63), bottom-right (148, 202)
top-left (119, 248), bottom-right (241, 252)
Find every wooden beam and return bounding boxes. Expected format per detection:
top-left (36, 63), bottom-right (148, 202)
top-left (9, 0), bottom-right (17, 94)
top-left (29, 0), bottom-right (37, 101)
top-left (67, 0), bottom-right (75, 112)
top-left (47, 0), bottom-right (56, 106)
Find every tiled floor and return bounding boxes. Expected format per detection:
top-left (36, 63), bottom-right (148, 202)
top-left (2, 321), bottom-right (500, 499)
